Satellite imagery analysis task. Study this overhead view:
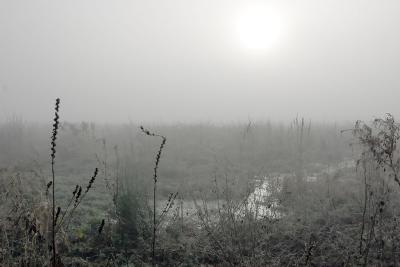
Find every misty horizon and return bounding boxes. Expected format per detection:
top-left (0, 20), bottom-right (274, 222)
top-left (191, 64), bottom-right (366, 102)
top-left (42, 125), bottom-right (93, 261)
top-left (1, 0), bottom-right (400, 124)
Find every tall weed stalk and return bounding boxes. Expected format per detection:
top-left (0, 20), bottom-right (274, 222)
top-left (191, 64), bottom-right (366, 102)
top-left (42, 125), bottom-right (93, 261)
top-left (140, 126), bottom-right (166, 266)
top-left (50, 98), bottom-right (60, 267)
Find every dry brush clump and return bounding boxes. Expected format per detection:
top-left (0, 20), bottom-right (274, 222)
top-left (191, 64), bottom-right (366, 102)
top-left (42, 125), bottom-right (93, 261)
top-left (0, 171), bottom-right (50, 266)
top-left (350, 114), bottom-right (400, 266)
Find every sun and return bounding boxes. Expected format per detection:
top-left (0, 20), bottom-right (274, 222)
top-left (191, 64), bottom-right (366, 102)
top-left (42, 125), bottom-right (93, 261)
top-left (235, 4), bottom-right (285, 52)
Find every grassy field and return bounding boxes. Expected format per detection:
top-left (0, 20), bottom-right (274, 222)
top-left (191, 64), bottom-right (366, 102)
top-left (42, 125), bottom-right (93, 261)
top-left (4, 115), bottom-right (400, 266)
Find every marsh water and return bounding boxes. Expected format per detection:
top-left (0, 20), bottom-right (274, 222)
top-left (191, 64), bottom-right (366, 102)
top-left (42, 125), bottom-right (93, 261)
top-left (156, 159), bottom-right (356, 225)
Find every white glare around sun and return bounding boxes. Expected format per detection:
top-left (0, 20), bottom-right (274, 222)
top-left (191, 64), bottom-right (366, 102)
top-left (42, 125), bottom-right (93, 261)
top-left (236, 5), bottom-right (285, 52)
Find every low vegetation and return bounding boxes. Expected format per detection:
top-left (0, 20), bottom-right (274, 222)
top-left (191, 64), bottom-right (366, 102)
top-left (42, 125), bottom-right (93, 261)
top-left (2, 100), bottom-right (400, 266)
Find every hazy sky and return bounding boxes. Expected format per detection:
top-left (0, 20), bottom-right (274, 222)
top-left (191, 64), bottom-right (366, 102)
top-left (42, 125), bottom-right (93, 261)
top-left (1, 0), bottom-right (400, 123)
